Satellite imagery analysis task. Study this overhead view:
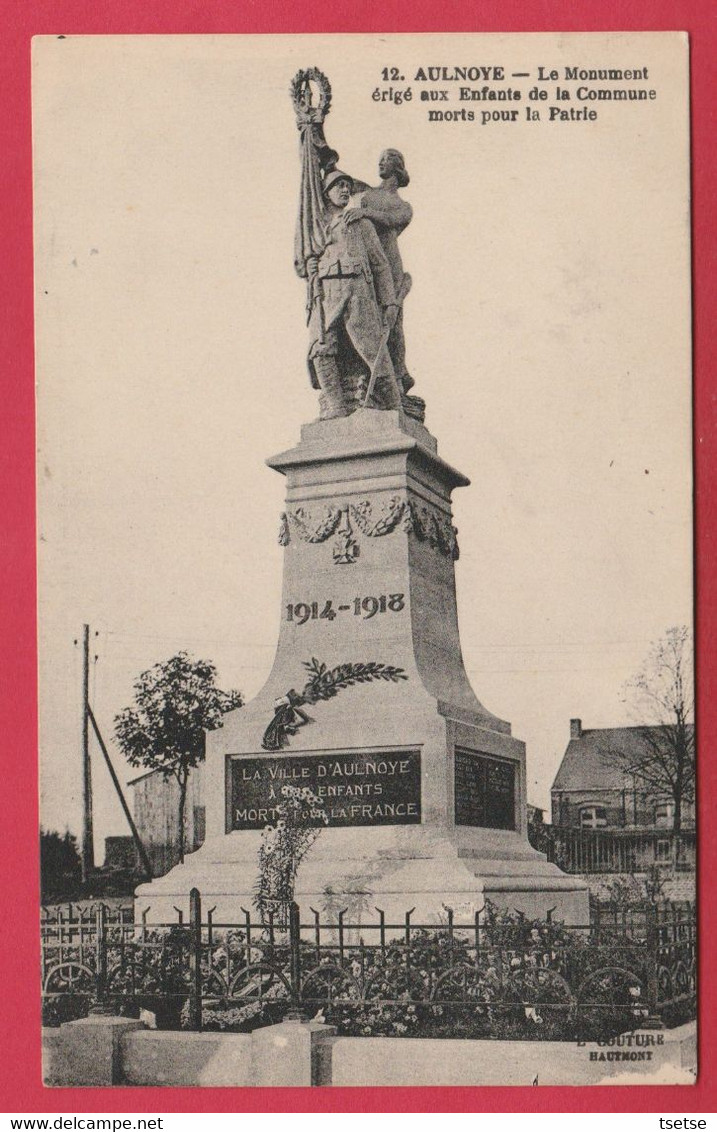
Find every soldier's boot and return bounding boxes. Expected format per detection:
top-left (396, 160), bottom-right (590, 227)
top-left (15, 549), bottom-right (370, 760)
top-left (313, 355), bottom-right (349, 420)
top-left (371, 367), bottom-right (403, 412)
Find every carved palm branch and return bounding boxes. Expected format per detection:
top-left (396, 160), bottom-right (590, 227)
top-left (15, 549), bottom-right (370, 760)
top-left (261, 659), bottom-right (408, 750)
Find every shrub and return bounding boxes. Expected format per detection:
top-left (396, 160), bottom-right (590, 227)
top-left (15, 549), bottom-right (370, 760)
top-left (42, 995), bottom-right (91, 1028)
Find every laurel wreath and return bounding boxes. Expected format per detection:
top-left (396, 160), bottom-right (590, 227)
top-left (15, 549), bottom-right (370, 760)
top-left (350, 496), bottom-right (407, 538)
top-left (289, 506), bottom-right (343, 543)
top-left (290, 68), bottom-right (333, 123)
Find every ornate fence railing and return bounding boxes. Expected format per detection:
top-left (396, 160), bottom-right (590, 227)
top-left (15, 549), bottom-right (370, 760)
top-left (538, 827), bottom-right (697, 875)
top-left (41, 892), bottom-right (696, 1035)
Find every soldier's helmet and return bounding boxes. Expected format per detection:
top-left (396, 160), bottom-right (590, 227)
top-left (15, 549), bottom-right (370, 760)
top-left (323, 169), bottom-right (354, 195)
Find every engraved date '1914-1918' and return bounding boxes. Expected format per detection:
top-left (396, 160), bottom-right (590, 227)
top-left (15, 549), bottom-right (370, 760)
top-left (286, 593), bottom-right (405, 624)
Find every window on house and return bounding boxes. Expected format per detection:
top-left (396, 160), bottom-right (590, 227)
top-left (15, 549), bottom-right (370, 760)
top-left (579, 805), bottom-right (608, 830)
top-left (655, 838), bottom-right (671, 862)
top-left (654, 802), bottom-right (674, 828)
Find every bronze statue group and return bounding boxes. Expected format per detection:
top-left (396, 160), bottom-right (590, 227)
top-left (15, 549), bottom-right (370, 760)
top-left (292, 69), bottom-right (425, 423)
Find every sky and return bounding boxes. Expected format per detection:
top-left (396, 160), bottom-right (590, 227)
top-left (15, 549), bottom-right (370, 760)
top-left (33, 33), bottom-right (692, 860)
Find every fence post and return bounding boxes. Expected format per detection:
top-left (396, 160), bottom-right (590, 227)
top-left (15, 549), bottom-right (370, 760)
top-left (286, 900), bottom-right (305, 1020)
top-left (90, 904), bottom-right (109, 1014)
top-left (591, 896), bottom-right (601, 940)
top-left (187, 887), bottom-right (203, 1032)
top-left (644, 902), bottom-right (663, 1028)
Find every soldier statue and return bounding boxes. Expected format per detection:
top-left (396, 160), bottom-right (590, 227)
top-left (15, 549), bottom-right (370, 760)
top-left (306, 169), bottom-right (401, 419)
top-left (291, 70), bottom-right (424, 422)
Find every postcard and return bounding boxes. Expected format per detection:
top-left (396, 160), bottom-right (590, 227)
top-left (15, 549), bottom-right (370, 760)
top-left (33, 33), bottom-right (694, 1088)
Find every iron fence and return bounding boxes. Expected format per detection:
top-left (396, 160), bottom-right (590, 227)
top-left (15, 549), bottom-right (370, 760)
top-left (541, 828), bottom-right (696, 874)
top-left (41, 892), bottom-right (696, 1035)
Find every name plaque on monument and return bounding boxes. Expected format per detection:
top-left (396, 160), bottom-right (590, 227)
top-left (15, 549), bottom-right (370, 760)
top-left (454, 748), bottom-right (516, 831)
top-left (229, 750), bottom-right (421, 830)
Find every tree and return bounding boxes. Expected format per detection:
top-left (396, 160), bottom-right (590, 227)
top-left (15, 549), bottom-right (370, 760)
top-left (620, 626), bottom-right (695, 835)
top-left (114, 653), bottom-right (242, 862)
top-left (40, 828), bottom-right (81, 899)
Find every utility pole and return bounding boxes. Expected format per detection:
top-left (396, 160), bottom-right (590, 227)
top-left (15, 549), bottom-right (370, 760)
top-left (76, 624), bottom-right (153, 880)
top-left (88, 706), bottom-right (153, 880)
top-left (81, 623), bottom-right (95, 882)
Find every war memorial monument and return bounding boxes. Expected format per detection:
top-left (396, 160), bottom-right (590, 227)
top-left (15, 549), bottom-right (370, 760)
top-left (135, 69), bottom-right (589, 924)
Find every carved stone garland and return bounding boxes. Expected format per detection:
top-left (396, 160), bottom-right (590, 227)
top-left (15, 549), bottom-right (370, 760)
top-left (403, 501), bottom-right (460, 561)
top-left (278, 495), bottom-right (459, 562)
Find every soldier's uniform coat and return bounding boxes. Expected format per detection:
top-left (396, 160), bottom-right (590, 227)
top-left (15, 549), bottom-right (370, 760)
top-left (308, 212), bottom-right (397, 399)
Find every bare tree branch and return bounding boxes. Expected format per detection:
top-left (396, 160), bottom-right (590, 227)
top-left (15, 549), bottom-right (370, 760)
top-left (618, 627), bottom-right (695, 833)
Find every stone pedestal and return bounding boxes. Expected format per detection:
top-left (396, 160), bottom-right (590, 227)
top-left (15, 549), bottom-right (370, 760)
top-left (135, 409), bottom-right (588, 923)
top-left (42, 1016), bottom-right (145, 1086)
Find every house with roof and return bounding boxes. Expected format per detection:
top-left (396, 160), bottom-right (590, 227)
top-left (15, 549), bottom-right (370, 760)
top-left (547, 719), bottom-right (695, 881)
top-left (551, 718), bottom-right (695, 832)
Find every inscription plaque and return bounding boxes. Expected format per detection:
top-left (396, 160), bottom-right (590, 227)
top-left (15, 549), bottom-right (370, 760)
top-left (229, 750), bottom-right (421, 830)
top-left (454, 748), bottom-right (516, 830)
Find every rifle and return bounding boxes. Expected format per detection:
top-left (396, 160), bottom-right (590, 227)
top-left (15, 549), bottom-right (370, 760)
top-left (306, 264), bottom-right (326, 344)
top-left (362, 272), bottom-right (412, 408)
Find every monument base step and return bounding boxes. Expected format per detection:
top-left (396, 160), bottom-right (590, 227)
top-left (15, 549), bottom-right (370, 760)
top-left (134, 837), bottom-right (589, 925)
